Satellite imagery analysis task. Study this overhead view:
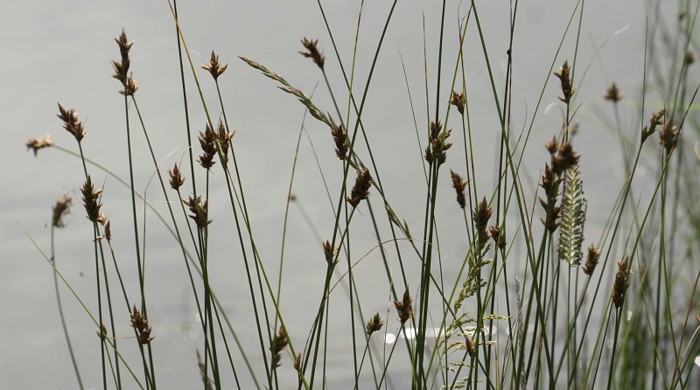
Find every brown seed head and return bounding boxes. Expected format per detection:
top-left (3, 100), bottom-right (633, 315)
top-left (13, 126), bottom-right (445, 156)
top-left (604, 83), bottom-right (623, 103)
top-left (183, 195), bottom-right (211, 229)
top-left (202, 51), bottom-right (229, 80)
top-left (81, 176), bottom-right (103, 223)
top-left (394, 288), bottom-right (413, 324)
top-left (299, 38), bottom-right (325, 69)
top-left (545, 137), bottom-right (558, 155)
top-left (112, 30), bottom-right (138, 96)
top-left (552, 142), bottom-right (580, 175)
top-left (450, 170), bottom-right (467, 209)
top-left (198, 124), bottom-right (217, 170)
top-left (57, 104), bottom-right (86, 142)
top-left (215, 120), bottom-right (235, 167)
top-left (347, 168), bottom-right (371, 208)
top-left (659, 122), bottom-right (680, 154)
top-left (554, 61), bottom-right (575, 104)
top-left (103, 220), bottom-right (112, 242)
top-left (323, 240), bottom-right (336, 264)
top-left (425, 121), bottom-right (452, 165)
top-left (450, 91), bottom-right (466, 115)
top-left (130, 306), bottom-right (154, 345)
top-left (612, 257), bottom-right (630, 308)
top-left (490, 225), bottom-right (506, 249)
top-left (97, 324), bottom-right (108, 341)
top-left (473, 197), bottom-right (493, 247)
top-left (366, 312), bottom-right (384, 336)
top-left (51, 193), bottom-right (72, 228)
top-left (270, 327), bottom-right (289, 369)
top-left (685, 51), bottom-right (695, 66)
top-left (642, 109), bottom-right (666, 143)
top-left (582, 244), bottom-right (600, 275)
top-left (26, 134), bottom-right (54, 156)
top-left (169, 163), bottom-right (186, 190)
top-left (331, 124), bottom-right (348, 160)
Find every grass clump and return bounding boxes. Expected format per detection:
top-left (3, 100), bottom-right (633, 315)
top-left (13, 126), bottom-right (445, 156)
top-left (22, 0), bottom-right (700, 389)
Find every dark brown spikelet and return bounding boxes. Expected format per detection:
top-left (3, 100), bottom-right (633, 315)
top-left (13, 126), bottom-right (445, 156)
top-left (612, 258), bottom-right (630, 308)
top-left (604, 83), bottom-right (623, 103)
top-left (366, 312), bottom-right (384, 336)
top-left (331, 124), bottom-right (348, 160)
top-left (642, 109), bottom-right (666, 143)
top-left (51, 193), bottom-right (72, 228)
top-left (473, 197), bottom-right (493, 247)
top-left (394, 288), bottom-right (413, 324)
top-left (57, 104), bottom-right (86, 142)
top-left (97, 324), bottom-right (108, 341)
top-left (130, 306), bottom-right (154, 344)
top-left (323, 240), bottom-right (335, 264)
top-left (685, 51), bottom-right (695, 66)
top-left (198, 124), bottom-right (217, 170)
top-left (103, 220), bottom-right (112, 242)
top-left (659, 122), bottom-right (680, 154)
top-left (424, 121), bottom-right (452, 165)
top-left (554, 61), bottom-right (575, 104)
top-left (539, 164), bottom-right (561, 232)
top-left (450, 91), bottom-right (466, 115)
top-left (215, 120), bottom-right (235, 168)
top-left (196, 351), bottom-right (214, 390)
top-left (112, 29), bottom-right (138, 96)
top-left (26, 134), bottom-right (54, 156)
top-left (583, 244), bottom-right (601, 275)
top-left (169, 163), bottom-right (186, 190)
top-left (450, 170), bottom-right (467, 209)
top-left (81, 176), bottom-right (103, 223)
top-left (201, 51), bottom-right (228, 80)
top-left (347, 168), bottom-right (371, 208)
top-left (551, 142), bottom-right (580, 175)
top-left (299, 37), bottom-right (325, 69)
top-left (183, 195), bottom-right (211, 229)
top-left (490, 225), bottom-right (506, 249)
top-left (270, 327), bottom-right (289, 369)
top-left (465, 335), bottom-right (476, 357)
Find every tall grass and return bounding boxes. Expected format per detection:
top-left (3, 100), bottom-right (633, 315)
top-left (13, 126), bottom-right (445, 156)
top-left (24, 0), bottom-right (700, 388)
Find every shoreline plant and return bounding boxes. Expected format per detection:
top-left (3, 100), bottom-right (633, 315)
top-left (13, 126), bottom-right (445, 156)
top-left (23, 0), bottom-right (700, 389)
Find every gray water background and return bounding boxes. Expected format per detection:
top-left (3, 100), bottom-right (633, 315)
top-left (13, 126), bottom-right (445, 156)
top-left (0, 0), bottom-right (678, 388)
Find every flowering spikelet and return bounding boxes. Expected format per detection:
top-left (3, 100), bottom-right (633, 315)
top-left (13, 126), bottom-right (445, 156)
top-left (473, 197), bottom-right (493, 248)
top-left (551, 142), bottom-right (580, 176)
top-left (642, 109), bottom-right (665, 143)
top-left (270, 327), bottom-right (289, 369)
top-left (659, 121), bottom-right (680, 154)
top-left (299, 38), bottom-right (325, 69)
top-left (169, 163), bottom-right (185, 190)
top-left (196, 351), bottom-right (214, 390)
top-left (215, 120), bottom-right (235, 168)
top-left (450, 170), bottom-right (467, 209)
top-left (539, 164), bottom-right (561, 232)
top-left (450, 91), bottom-right (466, 115)
top-left (57, 104), bottom-right (86, 142)
top-left (26, 134), bottom-right (54, 156)
top-left (201, 51), bottom-right (228, 80)
top-left (51, 193), bottom-right (72, 228)
top-left (582, 244), bottom-right (601, 275)
top-left (394, 288), bottom-right (413, 324)
top-left (198, 124), bottom-right (217, 170)
top-left (366, 312), bottom-right (384, 336)
top-left (81, 176), bottom-right (102, 223)
top-left (323, 240), bottom-right (336, 264)
top-left (424, 121), bottom-right (452, 165)
top-left (112, 29), bottom-right (138, 96)
top-left (490, 225), bottom-right (506, 249)
top-left (604, 83), bottom-right (623, 103)
top-left (612, 258), bottom-right (630, 308)
top-left (331, 123), bottom-right (348, 160)
top-left (347, 168), bottom-right (371, 207)
top-left (554, 61), bottom-right (575, 104)
top-left (183, 195), bottom-right (211, 229)
top-left (130, 306), bottom-right (153, 344)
